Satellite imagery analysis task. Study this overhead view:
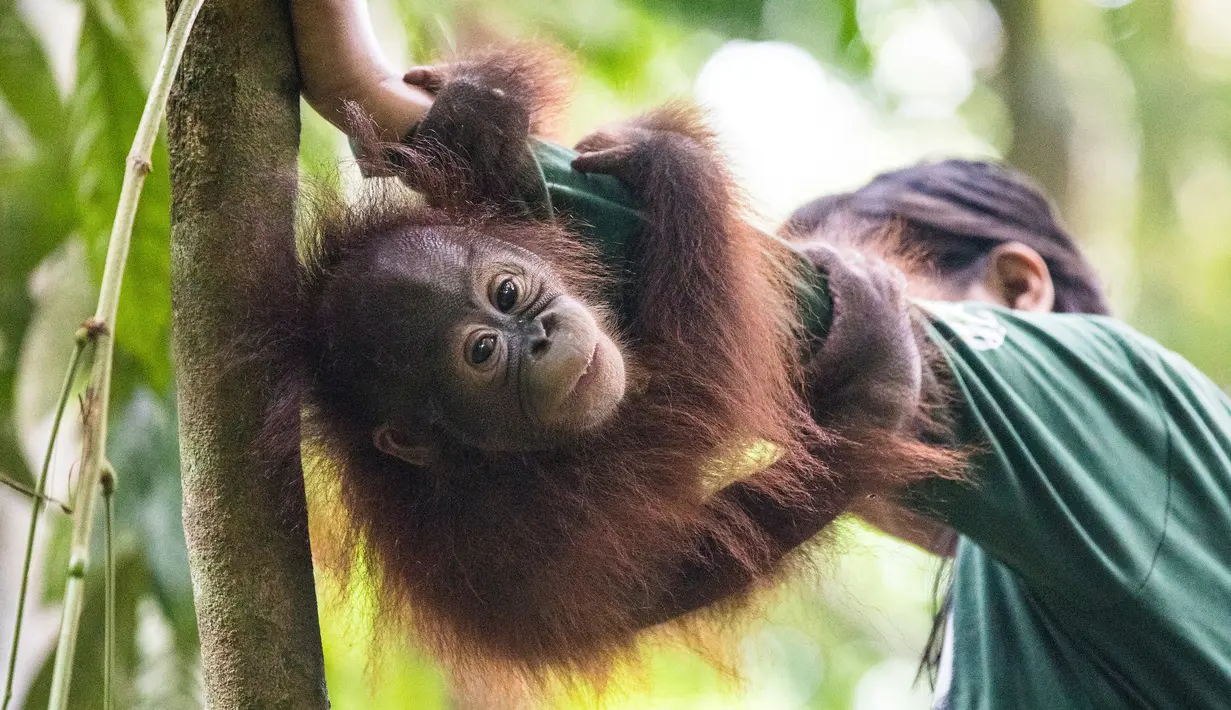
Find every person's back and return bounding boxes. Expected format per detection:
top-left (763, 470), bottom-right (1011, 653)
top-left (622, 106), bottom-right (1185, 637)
top-left (921, 302), bottom-right (1231, 708)
top-left (788, 160), bottom-right (1231, 708)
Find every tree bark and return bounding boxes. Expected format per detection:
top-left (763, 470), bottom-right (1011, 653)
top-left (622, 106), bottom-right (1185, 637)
top-left (165, 0), bottom-right (328, 707)
top-left (990, 0), bottom-right (1072, 207)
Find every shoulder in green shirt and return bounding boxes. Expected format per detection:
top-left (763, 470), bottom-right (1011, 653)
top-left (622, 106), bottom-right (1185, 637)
top-left (915, 301), bottom-right (1231, 709)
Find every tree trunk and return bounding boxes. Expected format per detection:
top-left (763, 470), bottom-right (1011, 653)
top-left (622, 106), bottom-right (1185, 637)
top-left (164, 0), bottom-right (328, 707)
top-left (990, 0), bottom-right (1072, 208)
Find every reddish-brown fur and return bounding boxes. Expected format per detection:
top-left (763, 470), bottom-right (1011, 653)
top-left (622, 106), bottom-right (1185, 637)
top-left (243, 49), bottom-right (962, 685)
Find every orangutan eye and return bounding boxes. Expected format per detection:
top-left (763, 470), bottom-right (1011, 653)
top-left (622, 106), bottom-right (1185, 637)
top-left (469, 333), bottom-right (497, 365)
top-left (494, 278), bottom-right (518, 312)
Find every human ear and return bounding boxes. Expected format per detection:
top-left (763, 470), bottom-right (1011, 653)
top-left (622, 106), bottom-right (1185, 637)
top-left (372, 424), bottom-right (435, 467)
top-left (981, 242), bottom-right (1055, 313)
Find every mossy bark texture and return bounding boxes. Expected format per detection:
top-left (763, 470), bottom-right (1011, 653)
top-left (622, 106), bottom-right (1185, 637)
top-left (165, 0), bottom-right (329, 706)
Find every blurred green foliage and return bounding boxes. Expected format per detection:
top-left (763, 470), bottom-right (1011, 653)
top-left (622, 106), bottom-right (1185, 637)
top-left (1, 0), bottom-right (1229, 707)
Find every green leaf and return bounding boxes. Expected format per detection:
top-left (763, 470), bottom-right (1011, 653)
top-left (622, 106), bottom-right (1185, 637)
top-left (0, 3), bottom-right (66, 145)
top-left (72, 2), bottom-right (173, 394)
top-left (93, 0), bottom-right (162, 63)
top-left (0, 428), bottom-right (31, 486)
top-left (0, 129), bottom-right (80, 490)
top-left (13, 241), bottom-right (94, 491)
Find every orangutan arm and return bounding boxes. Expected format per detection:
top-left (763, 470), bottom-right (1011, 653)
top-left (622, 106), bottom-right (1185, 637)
top-left (570, 105), bottom-right (807, 458)
top-left (633, 466), bottom-right (853, 628)
top-left (571, 106), bottom-right (748, 352)
top-left (572, 121), bottom-right (956, 626)
top-left (851, 496), bottom-right (957, 556)
top-left (799, 242), bottom-right (959, 557)
top-left (632, 247), bottom-right (961, 628)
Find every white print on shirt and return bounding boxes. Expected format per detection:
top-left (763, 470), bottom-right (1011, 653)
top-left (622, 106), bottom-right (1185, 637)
top-left (916, 301), bottom-right (1007, 351)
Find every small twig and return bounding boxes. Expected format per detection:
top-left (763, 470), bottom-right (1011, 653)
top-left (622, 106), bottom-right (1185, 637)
top-left (0, 473), bottom-right (73, 513)
top-left (45, 2), bottom-right (207, 708)
top-left (0, 473), bottom-right (39, 500)
top-left (3, 330), bottom-right (89, 710)
top-left (101, 464), bottom-right (116, 710)
top-left (64, 460), bottom-right (79, 514)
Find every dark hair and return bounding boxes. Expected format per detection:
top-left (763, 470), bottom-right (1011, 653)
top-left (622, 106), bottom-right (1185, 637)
top-left (785, 159), bottom-right (1111, 316)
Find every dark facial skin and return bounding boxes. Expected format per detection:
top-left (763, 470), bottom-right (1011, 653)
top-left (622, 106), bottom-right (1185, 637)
top-left (363, 231), bottom-right (626, 461)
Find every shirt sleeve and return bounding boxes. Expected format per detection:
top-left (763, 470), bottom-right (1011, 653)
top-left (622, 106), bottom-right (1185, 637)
top-left (907, 302), bottom-right (1174, 608)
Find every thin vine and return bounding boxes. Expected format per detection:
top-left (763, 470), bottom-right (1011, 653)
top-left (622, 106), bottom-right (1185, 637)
top-left (1, 332), bottom-right (89, 710)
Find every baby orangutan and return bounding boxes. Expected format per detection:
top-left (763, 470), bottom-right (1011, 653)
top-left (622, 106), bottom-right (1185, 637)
top-left (250, 50), bottom-right (957, 682)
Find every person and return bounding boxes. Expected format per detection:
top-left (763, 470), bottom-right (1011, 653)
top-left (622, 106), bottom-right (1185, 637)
top-left (786, 160), bottom-right (1231, 708)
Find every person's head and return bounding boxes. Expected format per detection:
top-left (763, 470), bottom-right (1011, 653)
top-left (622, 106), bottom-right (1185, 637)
top-left (785, 159), bottom-right (1110, 316)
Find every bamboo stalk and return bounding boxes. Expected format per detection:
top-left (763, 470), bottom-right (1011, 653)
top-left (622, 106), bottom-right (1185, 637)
top-left (44, 1), bottom-right (207, 708)
top-left (2, 332), bottom-right (88, 710)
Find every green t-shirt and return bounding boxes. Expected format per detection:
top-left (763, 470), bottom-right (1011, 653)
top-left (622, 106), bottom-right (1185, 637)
top-left (913, 301), bottom-right (1231, 709)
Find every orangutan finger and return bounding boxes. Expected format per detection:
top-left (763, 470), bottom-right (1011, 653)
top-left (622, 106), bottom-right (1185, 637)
top-left (571, 145), bottom-right (638, 176)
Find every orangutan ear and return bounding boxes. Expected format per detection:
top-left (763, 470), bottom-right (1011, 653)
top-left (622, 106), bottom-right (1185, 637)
top-left (372, 424), bottom-right (435, 467)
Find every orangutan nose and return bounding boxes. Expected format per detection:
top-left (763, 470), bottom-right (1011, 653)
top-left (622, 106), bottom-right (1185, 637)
top-left (527, 311), bottom-right (558, 359)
